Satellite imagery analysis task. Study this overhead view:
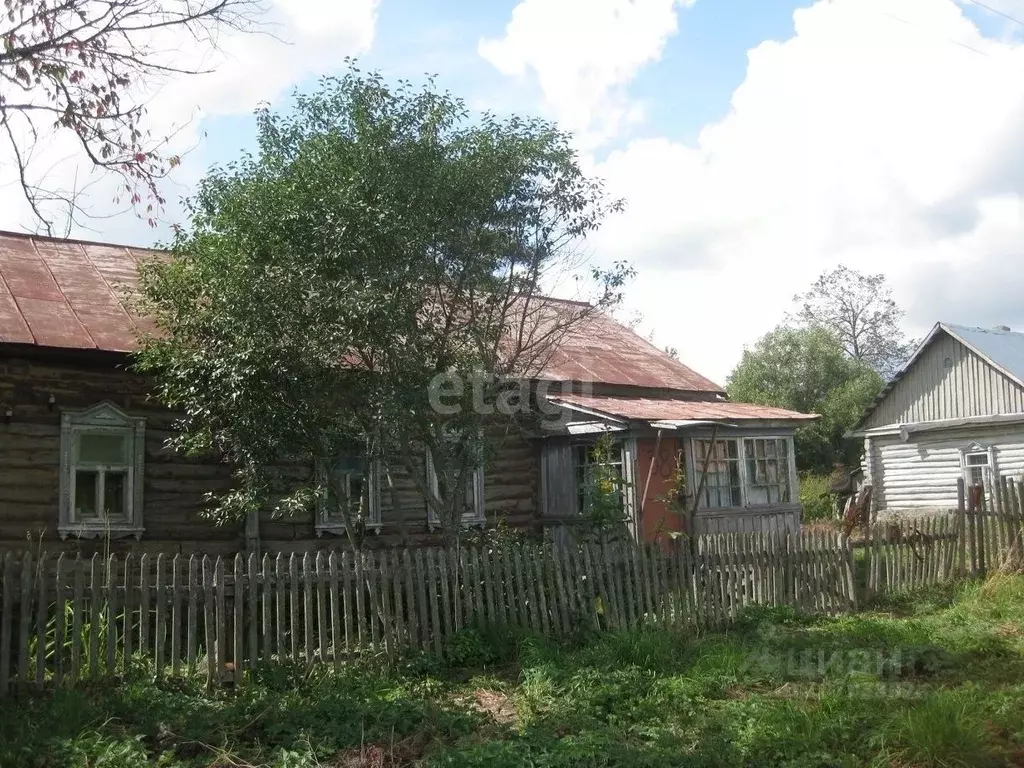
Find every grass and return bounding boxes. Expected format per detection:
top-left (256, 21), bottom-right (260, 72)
top-left (799, 473), bottom-right (834, 522)
top-left (3, 576), bottom-right (1024, 767)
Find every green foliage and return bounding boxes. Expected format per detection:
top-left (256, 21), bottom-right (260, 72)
top-left (727, 325), bottom-right (883, 471)
top-left (5, 576), bottom-right (1024, 767)
top-left (578, 433), bottom-right (631, 531)
top-left (799, 473), bottom-right (834, 521)
top-left (136, 64), bottom-right (631, 534)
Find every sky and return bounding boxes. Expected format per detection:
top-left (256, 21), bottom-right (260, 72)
top-left (2, 0), bottom-right (1024, 386)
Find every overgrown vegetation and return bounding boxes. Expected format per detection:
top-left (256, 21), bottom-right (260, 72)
top-left (4, 576), bottom-right (1024, 767)
top-left (799, 473), bottom-right (834, 522)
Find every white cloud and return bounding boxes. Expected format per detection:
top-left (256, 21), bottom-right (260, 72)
top-left (479, 0), bottom-right (693, 146)
top-left (582, 0), bottom-right (1024, 383)
top-left (0, 0), bottom-right (379, 235)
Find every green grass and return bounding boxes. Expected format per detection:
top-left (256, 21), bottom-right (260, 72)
top-left (799, 473), bottom-right (834, 522)
top-left (3, 576), bottom-right (1024, 767)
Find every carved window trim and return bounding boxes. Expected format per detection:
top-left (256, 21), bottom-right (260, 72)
top-left (58, 402), bottom-right (145, 540)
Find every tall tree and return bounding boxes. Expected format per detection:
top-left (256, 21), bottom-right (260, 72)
top-left (1, 0), bottom-right (256, 235)
top-left (793, 265), bottom-right (913, 379)
top-left (727, 326), bottom-right (883, 472)
top-left (137, 69), bottom-right (630, 547)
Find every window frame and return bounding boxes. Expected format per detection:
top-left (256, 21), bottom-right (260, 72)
top-left (425, 431), bottom-right (486, 530)
top-left (960, 441), bottom-right (996, 494)
top-left (59, 402), bottom-right (145, 540)
top-left (570, 435), bottom-right (638, 532)
top-left (689, 435), bottom-right (796, 511)
top-left (315, 452), bottom-right (381, 536)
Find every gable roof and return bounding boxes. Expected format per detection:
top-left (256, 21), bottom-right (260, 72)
top-left (852, 321), bottom-right (1024, 431)
top-left (0, 230), bottom-right (724, 395)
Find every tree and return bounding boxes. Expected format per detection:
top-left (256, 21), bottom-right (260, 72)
top-left (1, 0), bottom-right (256, 235)
top-left (726, 326), bottom-right (883, 472)
top-left (136, 68), bottom-right (630, 548)
top-left (792, 265), bottom-right (913, 379)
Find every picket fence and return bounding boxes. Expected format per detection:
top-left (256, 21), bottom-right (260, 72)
top-left (1, 477), bottom-right (1023, 696)
top-left (0, 531), bottom-right (856, 695)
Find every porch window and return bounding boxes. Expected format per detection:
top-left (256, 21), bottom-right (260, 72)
top-left (316, 453), bottom-right (381, 535)
top-left (59, 403), bottom-right (145, 539)
top-left (575, 440), bottom-right (626, 514)
top-left (693, 436), bottom-right (794, 509)
top-left (694, 439), bottom-right (742, 508)
top-left (743, 438), bottom-right (791, 504)
top-left (426, 434), bottom-right (485, 529)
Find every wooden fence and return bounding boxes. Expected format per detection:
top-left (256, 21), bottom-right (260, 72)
top-left (2, 476), bottom-right (1023, 696)
top-left (0, 531), bottom-right (856, 694)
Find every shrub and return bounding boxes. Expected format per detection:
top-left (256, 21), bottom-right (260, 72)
top-left (799, 473), bottom-right (834, 521)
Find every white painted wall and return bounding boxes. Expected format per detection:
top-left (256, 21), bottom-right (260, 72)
top-left (870, 425), bottom-right (1024, 510)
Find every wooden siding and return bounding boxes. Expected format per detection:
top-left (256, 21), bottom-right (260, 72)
top-left (863, 332), bottom-right (1024, 429)
top-left (872, 424), bottom-right (1024, 510)
top-left (0, 354), bottom-right (541, 554)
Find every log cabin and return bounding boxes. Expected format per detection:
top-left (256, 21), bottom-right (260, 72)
top-left (0, 230), bottom-right (817, 556)
top-left (850, 322), bottom-right (1024, 515)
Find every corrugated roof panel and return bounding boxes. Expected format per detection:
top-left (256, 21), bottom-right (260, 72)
top-left (0, 288), bottom-right (33, 343)
top-left (551, 393), bottom-right (818, 422)
top-left (16, 296), bottom-right (95, 348)
top-left (0, 238), bottom-right (64, 301)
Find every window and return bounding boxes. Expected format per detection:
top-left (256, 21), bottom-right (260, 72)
top-left (743, 438), bottom-right (791, 505)
top-left (426, 434), bottom-right (485, 529)
top-left (575, 440), bottom-right (625, 514)
top-left (694, 439), bottom-right (742, 508)
top-left (59, 403), bottom-right (145, 539)
top-left (692, 436), bottom-right (795, 510)
top-left (316, 453), bottom-right (381, 535)
top-left (960, 443), bottom-right (994, 492)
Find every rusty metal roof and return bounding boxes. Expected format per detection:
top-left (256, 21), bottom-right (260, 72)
top-left (0, 230), bottom-right (162, 351)
top-left (536, 304), bottom-right (724, 393)
top-left (0, 230), bottom-right (721, 395)
top-left (550, 393), bottom-right (819, 423)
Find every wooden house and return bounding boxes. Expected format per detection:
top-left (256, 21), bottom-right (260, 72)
top-left (0, 231), bottom-right (816, 555)
top-left (850, 322), bottom-right (1024, 513)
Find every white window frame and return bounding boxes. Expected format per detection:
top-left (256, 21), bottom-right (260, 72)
top-left (425, 432), bottom-right (485, 530)
top-left (59, 402), bottom-right (145, 540)
top-left (572, 437), bottom-right (637, 525)
top-left (315, 453), bottom-right (381, 536)
top-left (690, 435), bottom-right (797, 511)
top-left (960, 441), bottom-right (997, 495)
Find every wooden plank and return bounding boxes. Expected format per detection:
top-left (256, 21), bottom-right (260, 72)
top-left (202, 556), bottom-right (216, 687)
top-left (303, 552), bottom-right (315, 663)
top-left (329, 552), bottom-right (341, 667)
top-left (154, 554), bottom-right (166, 678)
top-left (316, 552), bottom-right (328, 663)
top-left (480, 544), bottom-right (497, 627)
top-left (469, 546), bottom-right (485, 629)
top-left (35, 554), bottom-right (48, 688)
top-left (364, 552), bottom-right (380, 651)
top-left (0, 552), bottom-right (11, 695)
top-left (172, 555), bottom-right (183, 677)
top-left (70, 556), bottom-right (84, 683)
top-left (579, 540), bottom-right (601, 630)
top-left (273, 554), bottom-right (285, 660)
top-left (378, 551), bottom-right (394, 657)
top-left (139, 553), bottom-right (150, 660)
top-left (342, 552), bottom-right (353, 656)
top-left (391, 551), bottom-right (405, 651)
top-left (457, 548), bottom-right (472, 632)
top-left (531, 544), bottom-right (550, 635)
top-left (512, 543), bottom-right (531, 629)
top-left (414, 549), bottom-right (429, 652)
top-left (550, 542), bottom-right (570, 635)
top-left (233, 554), bottom-right (244, 684)
top-left (54, 554), bottom-right (66, 686)
top-left (637, 540), bottom-right (653, 622)
top-left (15, 552), bottom-right (33, 685)
top-left (215, 557), bottom-right (226, 682)
top-left (402, 550), bottom-right (418, 651)
top-left (354, 553), bottom-right (367, 650)
top-left (187, 555), bottom-right (198, 672)
top-left (86, 554), bottom-right (99, 679)
top-left (261, 554), bottom-right (272, 665)
top-left (426, 549), bottom-right (443, 657)
top-left (437, 549), bottom-right (452, 645)
top-left (499, 545), bottom-right (515, 627)
top-left (248, 553), bottom-right (259, 673)
top-left (104, 554), bottom-right (116, 677)
top-left (289, 554), bottom-right (300, 662)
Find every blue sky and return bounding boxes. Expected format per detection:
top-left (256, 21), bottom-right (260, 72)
top-left (3, 0), bottom-right (1024, 383)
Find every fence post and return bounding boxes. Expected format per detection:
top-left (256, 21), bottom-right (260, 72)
top-left (0, 552), bottom-right (12, 696)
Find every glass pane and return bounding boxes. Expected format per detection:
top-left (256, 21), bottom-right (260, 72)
top-left (74, 470), bottom-right (98, 520)
top-left (104, 471), bottom-right (127, 520)
top-left (76, 432), bottom-right (128, 464)
top-left (966, 454), bottom-right (988, 466)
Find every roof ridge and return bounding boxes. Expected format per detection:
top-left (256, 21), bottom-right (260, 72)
top-left (0, 229), bottom-right (166, 252)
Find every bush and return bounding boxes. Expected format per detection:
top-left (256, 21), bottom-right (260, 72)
top-left (799, 473), bottom-right (834, 521)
